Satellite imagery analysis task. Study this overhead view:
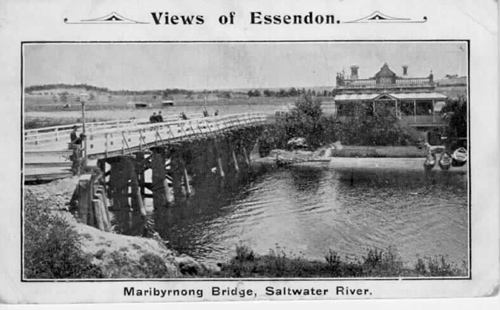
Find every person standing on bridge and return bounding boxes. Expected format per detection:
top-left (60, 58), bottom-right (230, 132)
top-left (157, 111), bottom-right (164, 122)
top-left (150, 112), bottom-right (157, 123)
top-left (69, 125), bottom-right (86, 174)
top-left (70, 125), bottom-right (79, 144)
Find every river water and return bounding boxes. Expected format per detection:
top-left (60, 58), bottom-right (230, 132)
top-left (145, 158), bottom-right (468, 269)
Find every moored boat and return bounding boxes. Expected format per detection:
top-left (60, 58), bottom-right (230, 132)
top-left (451, 147), bottom-right (467, 167)
top-left (438, 152), bottom-right (452, 170)
top-left (423, 153), bottom-right (436, 171)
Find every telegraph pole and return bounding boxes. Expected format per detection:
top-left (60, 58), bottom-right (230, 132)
top-left (80, 93), bottom-right (88, 159)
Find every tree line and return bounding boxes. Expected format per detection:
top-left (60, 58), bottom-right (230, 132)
top-left (26, 84), bottom-right (338, 98)
top-left (248, 87), bottom-right (335, 97)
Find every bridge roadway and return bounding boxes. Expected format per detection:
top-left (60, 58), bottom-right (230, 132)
top-left (24, 112), bottom-right (267, 182)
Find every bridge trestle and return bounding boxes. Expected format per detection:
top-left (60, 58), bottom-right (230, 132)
top-left (75, 125), bottom-right (263, 233)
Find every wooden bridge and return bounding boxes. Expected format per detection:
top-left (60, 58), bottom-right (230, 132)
top-left (25, 112), bottom-right (267, 232)
top-left (24, 112), bottom-right (267, 182)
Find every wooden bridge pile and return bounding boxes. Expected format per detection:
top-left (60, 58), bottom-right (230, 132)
top-left (76, 173), bottom-right (112, 232)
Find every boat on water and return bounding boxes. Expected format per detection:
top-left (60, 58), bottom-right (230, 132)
top-left (438, 152), bottom-right (452, 170)
top-left (451, 147), bottom-right (467, 167)
top-left (423, 153), bottom-right (437, 171)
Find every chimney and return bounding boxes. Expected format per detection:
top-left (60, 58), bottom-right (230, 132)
top-left (350, 65), bottom-right (359, 80)
top-left (402, 65), bottom-right (408, 76)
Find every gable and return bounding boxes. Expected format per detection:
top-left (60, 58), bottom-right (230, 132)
top-left (374, 93), bottom-right (397, 100)
top-left (375, 63), bottom-right (396, 78)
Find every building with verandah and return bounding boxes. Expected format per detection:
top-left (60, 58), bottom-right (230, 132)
top-left (333, 63), bottom-right (448, 135)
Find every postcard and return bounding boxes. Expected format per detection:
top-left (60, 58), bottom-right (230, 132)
top-left (0, 0), bottom-right (498, 306)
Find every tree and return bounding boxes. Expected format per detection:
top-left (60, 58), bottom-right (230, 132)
top-left (247, 89), bottom-right (261, 97)
top-left (288, 87), bottom-right (298, 97)
top-left (286, 95), bottom-right (324, 148)
top-left (59, 92), bottom-right (69, 104)
top-left (442, 96), bottom-right (467, 148)
top-left (337, 102), bottom-right (413, 146)
top-left (162, 89), bottom-right (170, 100)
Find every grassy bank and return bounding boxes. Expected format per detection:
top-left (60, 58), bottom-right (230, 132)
top-left (210, 245), bottom-right (467, 278)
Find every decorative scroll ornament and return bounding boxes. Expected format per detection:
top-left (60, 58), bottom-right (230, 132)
top-left (344, 11), bottom-right (427, 23)
top-left (64, 12), bottom-right (148, 24)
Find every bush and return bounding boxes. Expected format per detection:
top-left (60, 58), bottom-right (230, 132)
top-left (213, 245), bottom-right (466, 278)
top-left (235, 244), bottom-right (256, 262)
top-left (139, 253), bottom-right (171, 278)
top-left (361, 247), bottom-right (404, 277)
top-left (24, 197), bottom-right (103, 279)
top-left (260, 96), bottom-right (415, 156)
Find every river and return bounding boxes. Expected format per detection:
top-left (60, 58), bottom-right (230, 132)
top-left (142, 158), bottom-right (468, 270)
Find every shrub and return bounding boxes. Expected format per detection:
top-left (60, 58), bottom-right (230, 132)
top-left (361, 246), bottom-right (404, 277)
top-left (235, 244), bottom-right (256, 262)
top-left (24, 197), bottom-right (103, 279)
top-left (139, 253), bottom-right (171, 278)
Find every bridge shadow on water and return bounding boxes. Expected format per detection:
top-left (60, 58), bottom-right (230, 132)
top-left (110, 161), bottom-right (468, 263)
top-left (110, 161), bottom-right (276, 246)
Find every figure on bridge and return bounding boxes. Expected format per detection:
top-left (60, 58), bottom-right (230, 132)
top-left (150, 112), bottom-right (157, 123)
top-left (157, 111), bottom-right (164, 122)
top-left (69, 125), bottom-right (86, 175)
top-left (70, 125), bottom-right (79, 144)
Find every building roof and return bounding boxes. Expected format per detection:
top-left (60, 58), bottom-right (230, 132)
top-left (333, 94), bottom-right (379, 101)
top-left (391, 93), bottom-right (447, 100)
top-left (334, 92), bottom-right (447, 101)
top-left (374, 63), bottom-right (396, 78)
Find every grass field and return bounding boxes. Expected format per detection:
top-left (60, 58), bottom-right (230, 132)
top-left (24, 93), bottom-right (338, 126)
top-left (24, 84), bottom-right (465, 127)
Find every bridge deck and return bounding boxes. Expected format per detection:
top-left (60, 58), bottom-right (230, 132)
top-left (24, 113), bottom-right (267, 182)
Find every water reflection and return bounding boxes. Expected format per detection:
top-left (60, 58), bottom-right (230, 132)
top-left (115, 162), bottom-right (468, 268)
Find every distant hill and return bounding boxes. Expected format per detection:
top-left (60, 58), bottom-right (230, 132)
top-left (25, 84), bottom-right (110, 95)
top-left (25, 83), bottom-right (336, 97)
top-left (25, 84), bottom-right (189, 96)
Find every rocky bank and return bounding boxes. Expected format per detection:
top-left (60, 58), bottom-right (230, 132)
top-left (24, 177), bottom-right (208, 278)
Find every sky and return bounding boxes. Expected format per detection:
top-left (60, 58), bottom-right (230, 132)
top-left (24, 42), bottom-right (467, 91)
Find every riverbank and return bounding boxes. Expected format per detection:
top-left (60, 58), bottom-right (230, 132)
top-left (210, 245), bottom-right (467, 278)
top-left (260, 145), bottom-right (429, 161)
top-left (24, 178), bottom-right (209, 279)
top-left (255, 144), bottom-right (467, 173)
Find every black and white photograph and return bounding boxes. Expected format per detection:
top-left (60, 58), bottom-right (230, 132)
top-left (22, 41), bottom-right (469, 280)
top-left (0, 0), bottom-right (498, 306)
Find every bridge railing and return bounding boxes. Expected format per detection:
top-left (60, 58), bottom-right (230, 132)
top-left (84, 113), bottom-right (266, 157)
top-left (24, 113), bottom-right (267, 155)
top-left (24, 119), bottom-right (141, 145)
top-left (24, 115), bottom-right (185, 146)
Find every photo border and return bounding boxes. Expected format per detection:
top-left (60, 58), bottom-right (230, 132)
top-left (20, 39), bottom-right (472, 283)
